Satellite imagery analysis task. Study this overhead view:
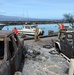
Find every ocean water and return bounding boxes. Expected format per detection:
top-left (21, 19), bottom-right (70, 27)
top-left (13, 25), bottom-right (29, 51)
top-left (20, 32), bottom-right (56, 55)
top-left (2, 23), bottom-right (71, 36)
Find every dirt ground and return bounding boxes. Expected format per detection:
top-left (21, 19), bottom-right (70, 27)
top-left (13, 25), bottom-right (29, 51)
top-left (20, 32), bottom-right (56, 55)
top-left (22, 36), bottom-right (69, 75)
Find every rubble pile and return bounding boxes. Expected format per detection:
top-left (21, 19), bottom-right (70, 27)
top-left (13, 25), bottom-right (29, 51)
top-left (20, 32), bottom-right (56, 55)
top-left (22, 40), bottom-right (69, 75)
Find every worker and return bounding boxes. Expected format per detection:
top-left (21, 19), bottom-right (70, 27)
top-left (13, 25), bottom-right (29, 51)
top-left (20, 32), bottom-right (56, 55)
top-left (61, 23), bottom-right (65, 30)
top-left (57, 23), bottom-right (61, 39)
top-left (13, 27), bottom-right (18, 35)
top-left (34, 25), bottom-right (41, 42)
top-left (57, 23), bottom-right (65, 39)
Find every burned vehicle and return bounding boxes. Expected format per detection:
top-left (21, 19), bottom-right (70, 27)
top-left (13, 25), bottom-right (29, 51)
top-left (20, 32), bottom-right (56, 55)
top-left (0, 30), bottom-right (25, 75)
top-left (55, 29), bottom-right (74, 58)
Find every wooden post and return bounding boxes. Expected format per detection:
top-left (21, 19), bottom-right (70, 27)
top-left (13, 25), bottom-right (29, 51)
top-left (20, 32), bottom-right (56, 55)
top-left (69, 58), bottom-right (74, 75)
top-left (14, 71), bottom-right (22, 75)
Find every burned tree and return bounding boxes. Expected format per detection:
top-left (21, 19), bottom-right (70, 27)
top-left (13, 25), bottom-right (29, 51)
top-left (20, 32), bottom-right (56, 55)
top-left (63, 13), bottom-right (74, 28)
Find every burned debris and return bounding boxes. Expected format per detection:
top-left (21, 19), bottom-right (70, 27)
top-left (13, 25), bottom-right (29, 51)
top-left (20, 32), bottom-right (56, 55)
top-left (0, 30), bottom-right (71, 75)
top-left (43, 39), bottom-right (55, 49)
top-left (0, 30), bottom-right (26, 75)
top-left (22, 39), bottom-right (69, 75)
top-left (55, 29), bottom-right (74, 58)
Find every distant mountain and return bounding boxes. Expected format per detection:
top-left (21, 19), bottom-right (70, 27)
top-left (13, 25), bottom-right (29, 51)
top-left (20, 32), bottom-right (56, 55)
top-left (0, 15), bottom-right (62, 21)
top-left (0, 15), bottom-right (39, 21)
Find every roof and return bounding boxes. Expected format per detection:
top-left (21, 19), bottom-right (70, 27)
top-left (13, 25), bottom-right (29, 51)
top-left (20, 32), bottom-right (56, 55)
top-left (0, 30), bottom-right (13, 37)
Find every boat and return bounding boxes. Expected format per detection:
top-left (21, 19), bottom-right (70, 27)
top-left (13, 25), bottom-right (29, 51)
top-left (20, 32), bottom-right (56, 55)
top-left (18, 25), bottom-right (44, 36)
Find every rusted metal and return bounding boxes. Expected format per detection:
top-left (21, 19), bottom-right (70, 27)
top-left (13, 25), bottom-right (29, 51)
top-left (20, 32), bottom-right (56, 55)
top-left (0, 30), bottom-right (25, 75)
top-left (55, 29), bottom-right (74, 59)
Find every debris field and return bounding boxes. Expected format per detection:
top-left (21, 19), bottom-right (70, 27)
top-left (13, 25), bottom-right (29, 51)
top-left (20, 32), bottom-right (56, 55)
top-left (21, 37), bottom-right (69, 75)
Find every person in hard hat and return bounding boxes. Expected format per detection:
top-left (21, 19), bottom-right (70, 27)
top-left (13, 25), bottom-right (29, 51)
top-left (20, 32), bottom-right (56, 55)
top-left (13, 27), bottom-right (18, 35)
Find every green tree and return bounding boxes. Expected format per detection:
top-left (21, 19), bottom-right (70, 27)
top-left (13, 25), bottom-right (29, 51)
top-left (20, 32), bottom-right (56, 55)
top-left (63, 13), bottom-right (74, 28)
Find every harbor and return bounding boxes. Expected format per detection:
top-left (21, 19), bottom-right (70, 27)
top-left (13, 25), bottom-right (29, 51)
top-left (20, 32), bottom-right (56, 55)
top-left (0, 0), bottom-right (74, 75)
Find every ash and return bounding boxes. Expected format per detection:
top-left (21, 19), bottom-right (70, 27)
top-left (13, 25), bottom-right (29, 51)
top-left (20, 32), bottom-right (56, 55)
top-left (22, 38), bottom-right (69, 75)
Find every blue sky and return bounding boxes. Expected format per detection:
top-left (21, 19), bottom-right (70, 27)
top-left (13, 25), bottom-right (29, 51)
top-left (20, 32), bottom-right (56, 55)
top-left (0, 0), bottom-right (74, 19)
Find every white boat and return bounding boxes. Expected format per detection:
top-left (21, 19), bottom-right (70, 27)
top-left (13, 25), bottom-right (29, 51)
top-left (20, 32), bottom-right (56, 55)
top-left (18, 25), bottom-right (44, 36)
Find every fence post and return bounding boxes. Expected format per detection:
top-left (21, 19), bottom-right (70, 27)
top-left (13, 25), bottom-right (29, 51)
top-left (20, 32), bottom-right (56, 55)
top-left (69, 58), bottom-right (74, 75)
